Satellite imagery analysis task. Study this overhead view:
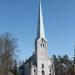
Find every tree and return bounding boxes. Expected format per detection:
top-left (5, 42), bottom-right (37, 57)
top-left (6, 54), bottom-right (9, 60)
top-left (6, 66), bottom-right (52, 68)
top-left (58, 55), bottom-right (63, 63)
top-left (10, 61), bottom-right (19, 75)
top-left (0, 33), bottom-right (17, 75)
top-left (52, 55), bottom-right (59, 64)
top-left (52, 54), bottom-right (75, 75)
top-left (52, 55), bottom-right (59, 75)
top-left (63, 55), bottom-right (69, 64)
top-left (53, 55), bottom-right (70, 75)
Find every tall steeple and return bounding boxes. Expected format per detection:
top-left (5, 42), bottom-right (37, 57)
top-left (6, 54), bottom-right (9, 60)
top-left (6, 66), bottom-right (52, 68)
top-left (37, 0), bottom-right (46, 40)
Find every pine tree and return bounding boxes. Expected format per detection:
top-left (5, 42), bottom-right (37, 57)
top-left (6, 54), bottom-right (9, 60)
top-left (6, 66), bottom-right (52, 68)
top-left (73, 46), bottom-right (75, 68)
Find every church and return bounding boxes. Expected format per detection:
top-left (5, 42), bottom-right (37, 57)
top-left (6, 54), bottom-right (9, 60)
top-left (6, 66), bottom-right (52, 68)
top-left (19, 1), bottom-right (55, 75)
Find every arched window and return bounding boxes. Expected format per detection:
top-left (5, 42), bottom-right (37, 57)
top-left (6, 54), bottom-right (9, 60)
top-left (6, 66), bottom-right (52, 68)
top-left (43, 44), bottom-right (44, 47)
top-left (49, 73), bottom-right (51, 75)
top-left (34, 69), bottom-right (35, 72)
top-left (49, 69), bottom-right (51, 72)
top-left (40, 44), bottom-right (42, 47)
top-left (42, 70), bottom-right (45, 75)
top-left (42, 38), bottom-right (44, 42)
top-left (42, 64), bottom-right (44, 68)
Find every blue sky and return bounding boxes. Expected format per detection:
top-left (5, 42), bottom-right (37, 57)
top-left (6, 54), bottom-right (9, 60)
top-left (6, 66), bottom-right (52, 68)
top-left (0, 0), bottom-right (75, 60)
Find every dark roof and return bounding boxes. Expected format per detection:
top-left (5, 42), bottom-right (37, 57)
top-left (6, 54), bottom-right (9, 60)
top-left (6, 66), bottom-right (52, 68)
top-left (19, 53), bottom-right (37, 70)
top-left (25, 54), bottom-right (37, 66)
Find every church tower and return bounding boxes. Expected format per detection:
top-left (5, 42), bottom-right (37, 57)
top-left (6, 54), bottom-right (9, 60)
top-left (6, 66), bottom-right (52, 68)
top-left (35, 0), bottom-right (48, 60)
top-left (35, 0), bottom-right (48, 62)
top-left (35, 1), bottom-right (54, 75)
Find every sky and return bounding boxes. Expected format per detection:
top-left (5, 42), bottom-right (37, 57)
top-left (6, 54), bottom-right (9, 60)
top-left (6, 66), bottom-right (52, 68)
top-left (0, 0), bottom-right (75, 61)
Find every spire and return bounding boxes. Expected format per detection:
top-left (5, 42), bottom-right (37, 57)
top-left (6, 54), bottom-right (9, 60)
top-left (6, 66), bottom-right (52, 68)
top-left (37, 0), bottom-right (45, 39)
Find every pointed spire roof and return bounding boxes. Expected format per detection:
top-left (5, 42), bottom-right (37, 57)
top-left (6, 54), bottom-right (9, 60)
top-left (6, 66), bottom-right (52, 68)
top-left (37, 0), bottom-right (46, 40)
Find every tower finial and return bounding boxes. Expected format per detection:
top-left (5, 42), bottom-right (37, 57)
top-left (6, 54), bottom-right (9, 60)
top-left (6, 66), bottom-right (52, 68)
top-left (37, 0), bottom-right (46, 39)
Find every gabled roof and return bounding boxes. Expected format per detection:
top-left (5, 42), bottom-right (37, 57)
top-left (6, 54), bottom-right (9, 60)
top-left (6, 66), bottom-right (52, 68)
top-left (19, 54), bottom-right (37, 70)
